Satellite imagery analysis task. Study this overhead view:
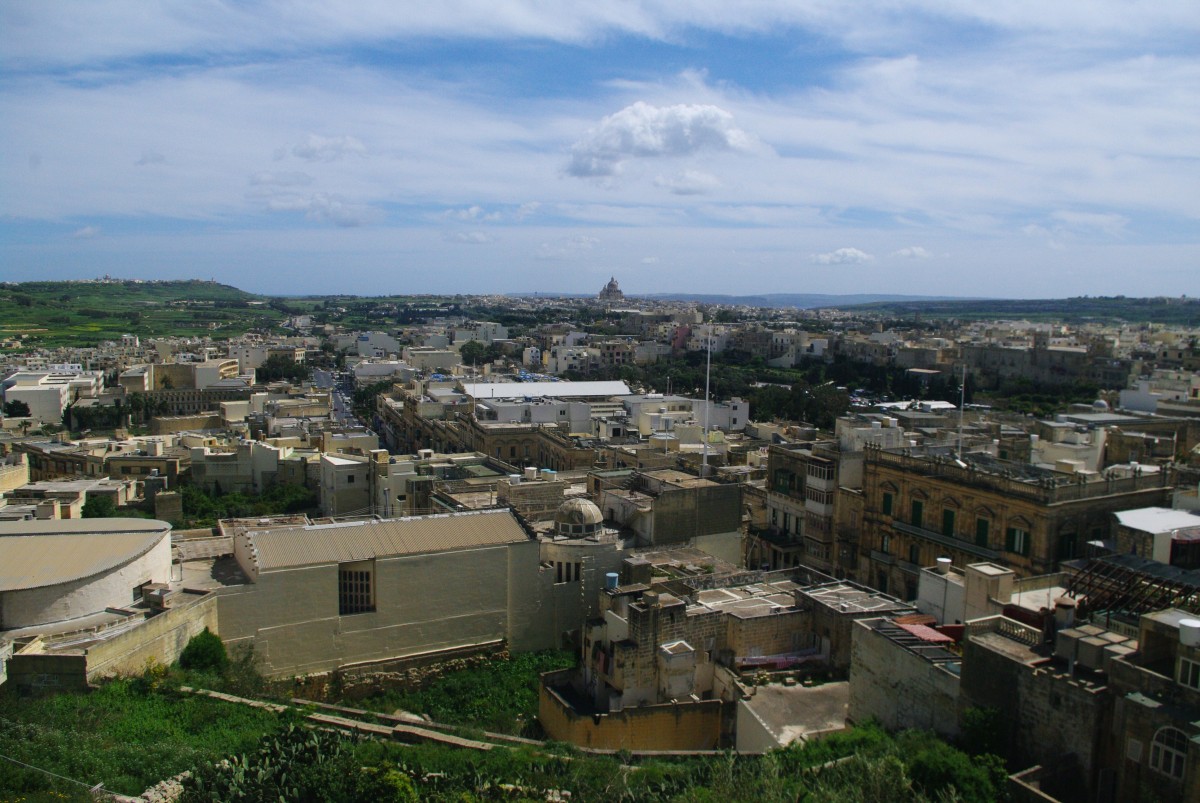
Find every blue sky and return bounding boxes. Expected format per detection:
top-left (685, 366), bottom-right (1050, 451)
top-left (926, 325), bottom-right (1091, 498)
top-left (1, 2), bottom-right (1197, 298)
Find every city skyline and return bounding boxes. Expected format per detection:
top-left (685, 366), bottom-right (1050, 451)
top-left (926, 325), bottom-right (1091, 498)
top-left (2, 2), bottom-right (1197, 297)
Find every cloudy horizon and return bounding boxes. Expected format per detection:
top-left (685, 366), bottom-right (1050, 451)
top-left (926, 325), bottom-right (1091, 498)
top-left (2, 2), bottom-right (1197, 297)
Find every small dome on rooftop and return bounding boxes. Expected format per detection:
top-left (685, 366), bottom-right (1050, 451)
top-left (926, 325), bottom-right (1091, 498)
top-left (554, 498), bottom-right (604, 537)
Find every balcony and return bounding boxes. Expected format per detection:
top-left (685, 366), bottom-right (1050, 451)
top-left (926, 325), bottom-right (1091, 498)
top-left (870, 549), bottom-right (895, 566)
top-left (893, 521), bottom-right (1002, 561)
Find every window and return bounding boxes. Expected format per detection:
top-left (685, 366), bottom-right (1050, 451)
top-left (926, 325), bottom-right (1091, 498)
top-left (1150, 727), bottom-right (1188, 779)
top-left (338, 561), bottom-right (375, 615)
top-left (346, 474), bottom-right (355, 484)
top-left (942, 509), bottom-right (956, 537)
top-left (975, 518), bottom-right (990, 548)
top-left (806, 487), bottom-right (834, 506)
top-left (909, 543), bottom-right (922, 565)
top-left (882, 492), bottom-right (894, 516)
top-left (880, 534), bottom-right (892, 554)
top-left (1006, 526), bottom-right (1031, 557)
top-left (807, 462), bottom-right (833, 481)
top-left (910, 499), bottom-right (924, 528)
top-left (1180, 657), bottom-right (1200, 690)
top-left (773, 469), bottom-right (796, 493)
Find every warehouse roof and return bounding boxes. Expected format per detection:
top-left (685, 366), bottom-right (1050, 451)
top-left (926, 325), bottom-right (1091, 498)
top-left (460, 380), bottom-right (630, 400)
top-left (244, 509), bottom-right (531, 571)
top-left (0, 518), bottom-right (171, 592)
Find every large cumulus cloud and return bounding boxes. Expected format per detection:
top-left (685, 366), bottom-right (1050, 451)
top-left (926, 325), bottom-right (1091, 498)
top-left (567, 102), bottom-right (752, 177)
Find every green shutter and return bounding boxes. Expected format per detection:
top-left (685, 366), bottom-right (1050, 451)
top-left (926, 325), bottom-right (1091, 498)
top-left (882, 492), bottom-right (893, 516)
top-left (976, 518), bottom-right (989, 547)
top-left (942, 509), bottom-right (955, 537)
top-left (1005, 527), bottom-right (1016, 552)
top-left (911, 500), bottom-right (923, 528)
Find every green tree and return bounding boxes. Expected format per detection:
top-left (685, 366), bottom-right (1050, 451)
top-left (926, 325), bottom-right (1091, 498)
top-left (179, 627), bottom-right (229, 674)
top-left (458, 339), bottom-right (506, 366)
top-left (256, 353), bottom-right (312, 383)
top-left (2, 399), bottom-right (31, 417)
top-left (82, 495), bottom-right (117, 518)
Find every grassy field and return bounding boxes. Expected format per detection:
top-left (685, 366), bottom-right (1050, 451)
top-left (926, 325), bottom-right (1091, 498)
top-left (843, 295), bottom-right (1200, 326)
top-left (0, 678), bottom-right (282, 797)
top-left (0, 280), bottom-right (286, 349)
top-left (346, 650), bottom-right (578, 737)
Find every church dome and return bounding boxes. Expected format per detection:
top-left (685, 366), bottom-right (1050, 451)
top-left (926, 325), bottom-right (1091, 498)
top-left (554, 498), bottom-right (604, 537)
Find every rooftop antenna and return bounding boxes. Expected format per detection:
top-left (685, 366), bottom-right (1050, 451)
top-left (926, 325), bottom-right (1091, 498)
top-left (956, 363), bottom-right (966, 464)
top-left (702, 328), bottom-right (712, 478)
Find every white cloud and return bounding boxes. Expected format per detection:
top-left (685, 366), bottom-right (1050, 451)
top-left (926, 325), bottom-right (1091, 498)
top-left (5, 4), bottom-right (1195, 70)
top-left (71, 226), bottom-right (100, 239)
top-left (536, 234), bottom-right (599, 259)
top-left (515, 201), bottom-right (541, 220)
top-left (1051, 210), bottom-right (1129, 236)
top-left (445, 205), bottom-right (502, 222)
top-left (1, 3), bottom-right (1197, 297)
top-left (890, 246), bottom-right (931, 259)
top-left (641, 256), bottom-right (659, 264)
top-left (267, 193), bottom-right (378, 227)
top-left (568, 102), bottom-right (753, 177)
top-left (249, 171), bottom-right (314, 187)
top-left (812, 247), bottom-right (873, 265)
top-left (291, 134), bottom-right (366, 162)
top-left (443, 230), bottom-right (496, 244)
top-left (654, 169), bottom-right (721, 195)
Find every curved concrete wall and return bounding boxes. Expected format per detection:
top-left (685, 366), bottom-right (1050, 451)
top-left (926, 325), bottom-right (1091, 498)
top-left (0, 535), bottom-right (171, 629)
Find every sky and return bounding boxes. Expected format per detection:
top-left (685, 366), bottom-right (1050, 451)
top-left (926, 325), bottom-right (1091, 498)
top-left (1, 2), bottom-right (1197, 298)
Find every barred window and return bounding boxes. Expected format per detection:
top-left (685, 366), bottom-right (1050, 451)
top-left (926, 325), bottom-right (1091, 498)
top-left (338, 561), bottom-right (375, 615)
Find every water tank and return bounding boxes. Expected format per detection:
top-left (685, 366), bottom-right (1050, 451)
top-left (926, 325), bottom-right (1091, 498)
top-left (1054, 596), bottom-right (1077, 629)
top-left (1180, 618), bottom-right (1200, 647)
top-left (509, 473), bottom-right (521, 485)
top-left (605, 572), bottom-right (619, 590)
top-left (936, 557), bottom-right (952, 574)
top-left (524, 466), bottom-right (538, 482)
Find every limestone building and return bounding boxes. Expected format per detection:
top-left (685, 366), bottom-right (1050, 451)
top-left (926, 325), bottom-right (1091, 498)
top-left (0, 518), bottom-right (172, 629)
top-left (860, 445), bottom-right (1176, 601)
top-left (215, 509), bottom-right (555, 677)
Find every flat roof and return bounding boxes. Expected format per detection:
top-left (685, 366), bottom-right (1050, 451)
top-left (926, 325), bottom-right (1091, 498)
top-left (461, 380), bottom-right (631, 399)
top-left (1115, 507), bottom-right (1200, 535)
top-left (0, 518), bottom-right (169, 537)
top-left (245, 508), bottom-right (530, 571)
top-left (801, 582), bottom-right (913, 614)
top-left (0, 519), bottom-right (170, 592)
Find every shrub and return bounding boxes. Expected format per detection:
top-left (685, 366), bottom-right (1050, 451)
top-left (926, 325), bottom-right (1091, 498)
top-left (179, 628), bottom-right (229, 674)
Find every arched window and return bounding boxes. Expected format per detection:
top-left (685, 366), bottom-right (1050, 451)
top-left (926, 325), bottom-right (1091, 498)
top-left (1150, 726), bottom-right (1188, 779)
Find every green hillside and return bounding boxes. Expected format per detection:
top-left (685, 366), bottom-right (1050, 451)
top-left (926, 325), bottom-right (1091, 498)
top-left (0, 280), bottom-right (286, 349)
top-left (840, 296), bottom-right (1200, 326)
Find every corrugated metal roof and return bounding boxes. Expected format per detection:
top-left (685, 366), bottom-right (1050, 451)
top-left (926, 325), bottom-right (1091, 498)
top-left (249, 509), bottom-right (531, 571)
top-left (0, 530), bottom-right (168, 591)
